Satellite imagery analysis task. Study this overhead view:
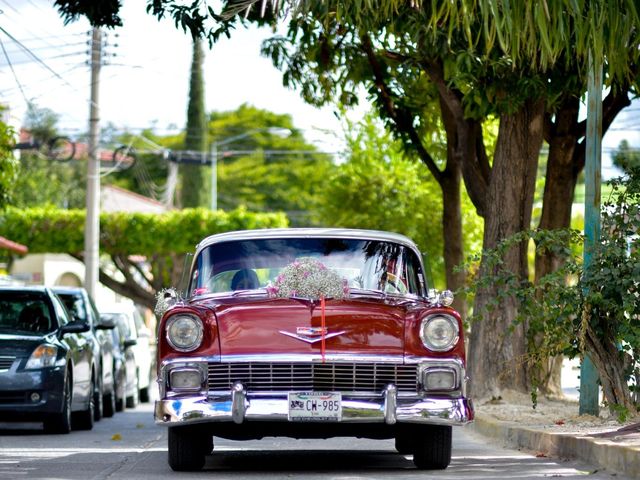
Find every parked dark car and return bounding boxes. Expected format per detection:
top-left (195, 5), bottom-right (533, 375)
top-left (0, 286), bottom-right (95, 433)
top-left (100, 312), bottom-right (137, 412)
top-left (52, 287), bottom-right (116, 419)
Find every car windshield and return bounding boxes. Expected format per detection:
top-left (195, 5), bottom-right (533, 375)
top-left (189, 237), bottom-right (427, 297)
top-left (0, 291), bottom-right (56, 335)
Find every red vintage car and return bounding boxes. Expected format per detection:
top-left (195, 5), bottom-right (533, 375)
top-left (154, 228), bottom-right (474, 471)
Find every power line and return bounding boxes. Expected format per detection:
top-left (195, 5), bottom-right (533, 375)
top-left (0, 35), bottom-right (31, 107)
top-left (0, 25), bottom-right (81, 94)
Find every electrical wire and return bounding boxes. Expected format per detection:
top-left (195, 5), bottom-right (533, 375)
top-left (0, 25), bottom-right (83, 95)
top-left (0, 35), bottom-right (31, 107)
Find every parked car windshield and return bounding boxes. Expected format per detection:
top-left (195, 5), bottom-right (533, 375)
top-left (0, 291), bottom-right (57, 335)
top-left (190, 238), bottom-right (427, 297)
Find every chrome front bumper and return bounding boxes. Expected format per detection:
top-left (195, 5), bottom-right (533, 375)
top-left (154, 387), bottom-right (474, 427)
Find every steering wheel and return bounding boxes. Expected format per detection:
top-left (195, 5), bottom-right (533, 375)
top-left (384, 272), bottom-right (408, 294)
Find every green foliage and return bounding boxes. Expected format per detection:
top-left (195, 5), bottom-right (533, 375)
top-left (612, 140), bottom-right (640, 176)
top-left (12, 152), bottom-right (87, 209)
top-left (210, 104), bottom-right (334, 225)
top-left (10, 104), bottom-right (86, 209)
top-left (0, 116), bottom-right (17, 210)
top-left (0, 207), bottom-right (288, 256)
top-left (464, 168), bottom-right (640, 413)
top-left (317, 113), bottom-right (483, 287)
top-left (24, 104), bottom-right (59, 143)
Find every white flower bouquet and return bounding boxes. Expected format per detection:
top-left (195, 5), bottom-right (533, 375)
top-left (267, 257), bottom-right (348, 300)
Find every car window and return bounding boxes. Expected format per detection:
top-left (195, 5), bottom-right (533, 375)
top-left (87, 295), bottom-right (101, 328)
top-left (0, 291), bottom-right (55, 334)
top-left (102, 312), bottom-right (134, 341)
top-left (51, 294), bottom-right (71, 326)
top-left (56, 292), bottom-right (87, 324)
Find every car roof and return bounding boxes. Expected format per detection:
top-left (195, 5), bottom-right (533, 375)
top-left (195, 228), bottom-right (422, 257)
top-left (99, 302), bottom-right (138, 315)
top-left (0, 285), bottom-right (50, 293)
top-left (50, 286), bottom-right (87, 294)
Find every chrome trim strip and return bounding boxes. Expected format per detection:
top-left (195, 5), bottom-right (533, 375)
top-left (383, 384), bottom-right (397, 425)
top-left (160, 354), bottom-right (464, 365)
top-left (218, 354), bottom-right (406, 364)
top-left (195, 228), bottom-right (422, 258)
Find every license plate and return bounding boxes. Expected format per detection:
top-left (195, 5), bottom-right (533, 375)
top-left (288, 392), bottom-right (342, 421)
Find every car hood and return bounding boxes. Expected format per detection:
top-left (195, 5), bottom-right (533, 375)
top-left (206, 295), bottom-right (415, 357)
top-left (0, 333), bottom-right (52, 357)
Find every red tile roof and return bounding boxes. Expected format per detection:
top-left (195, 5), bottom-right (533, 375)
top-left (0, 236), bottom-right (28, 255)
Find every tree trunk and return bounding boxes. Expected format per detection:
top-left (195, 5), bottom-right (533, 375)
top-left (468, 98), bottom-right (545, 400)
top-left (441, 168), bottom-right (466, 318)
top-left (583, 314), bottom-right (638, 416)
top-left (533, 98), bottom-right (580, 396)
top-left (438, 96), bottom-right (468, 318)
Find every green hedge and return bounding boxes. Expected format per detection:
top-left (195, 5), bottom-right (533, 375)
top-left (0, 207), bottom-right (288, 256)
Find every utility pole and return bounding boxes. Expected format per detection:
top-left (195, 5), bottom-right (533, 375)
top-left (580, 51), bottom-right (602, 416)
top-left (84, 27), bottom-right (102, 298)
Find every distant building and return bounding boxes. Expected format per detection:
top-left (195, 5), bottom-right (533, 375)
top-left (101, 184), bottom-right (167, 214)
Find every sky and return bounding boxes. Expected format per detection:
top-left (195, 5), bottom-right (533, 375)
top-left (1, 0), bottom-right (639, 178)
top-left (0, 0), bottom-right (354, 151)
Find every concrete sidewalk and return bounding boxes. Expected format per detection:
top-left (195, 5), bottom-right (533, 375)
top-left (472, 413), bottom-right (640, 478)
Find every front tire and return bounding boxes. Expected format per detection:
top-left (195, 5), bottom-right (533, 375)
top-left (412, 425), bottom-right (452, 470)
top-left (93, 380), bottom-right (103, 421)
top-left (125, 382), bottom-right (139, 408)
top-left (73, 378), bottom-right (95, 431)
top-left (103, 388), bottom-right (116, 418)
top-left (43, 373), bottom-right (72, 434)
top-left (168, 427), bottom-right (211, 471)
top-left (139, 386), bottom-right (150, 403)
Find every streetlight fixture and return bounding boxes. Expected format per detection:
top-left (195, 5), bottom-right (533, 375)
top-left (210, 127), bottom-right (290, 210)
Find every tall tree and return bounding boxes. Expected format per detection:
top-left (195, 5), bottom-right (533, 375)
top-left (180, 38), bottom-right (207, 208)
top-left (209, 104), bottom-right (334, 225)
top-left (613, 139), bottom-right (640, 175)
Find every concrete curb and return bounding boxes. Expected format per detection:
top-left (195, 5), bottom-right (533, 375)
top-left (471, 415), bottom-right (640, 478)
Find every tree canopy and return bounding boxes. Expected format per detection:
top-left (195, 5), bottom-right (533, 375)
top-left (54, 1), bottom-right (639, 82)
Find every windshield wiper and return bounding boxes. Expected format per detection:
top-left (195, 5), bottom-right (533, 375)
top-left (348, 288), bottom-right (387, 299)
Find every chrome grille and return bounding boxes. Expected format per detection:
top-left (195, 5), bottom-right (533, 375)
top-left (208, 362), bottom-right (418, 393)
top-left (0, 356), bottom-right (15, 372)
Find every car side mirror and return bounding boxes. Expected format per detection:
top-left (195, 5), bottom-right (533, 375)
top-left (59, 322), bottom-right (90, 336)
top-left (96, 316), bottom-right (116, 330)
top-left (123, 338), bottom-right (137, 349)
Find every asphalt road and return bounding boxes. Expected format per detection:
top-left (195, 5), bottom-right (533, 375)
top-left (0, 400), bottom-right (629, 480)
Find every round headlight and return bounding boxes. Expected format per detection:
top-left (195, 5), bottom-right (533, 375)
top-left (420, 315), bottom-right (459, 351)
top-left (166, 314), bottom-right (203, 352)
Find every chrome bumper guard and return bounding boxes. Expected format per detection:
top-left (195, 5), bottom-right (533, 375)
top-left (155, 387), bottom-right (473, 427)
